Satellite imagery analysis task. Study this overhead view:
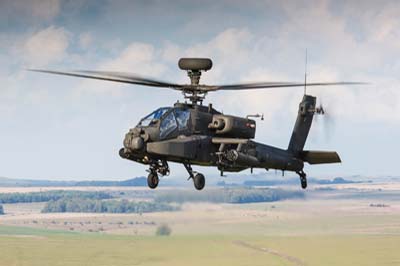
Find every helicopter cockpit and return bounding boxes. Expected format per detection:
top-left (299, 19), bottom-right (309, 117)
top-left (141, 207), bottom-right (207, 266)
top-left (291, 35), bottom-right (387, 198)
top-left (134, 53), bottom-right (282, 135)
top-left (137, 107), bottom-right (191, 140)
top-left (138, 107), bottom-right (171, 127)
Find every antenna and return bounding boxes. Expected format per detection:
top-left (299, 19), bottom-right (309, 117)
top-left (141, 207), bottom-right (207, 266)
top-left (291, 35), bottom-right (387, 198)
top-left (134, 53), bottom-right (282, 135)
top-left (304, 49), bottom-right (308, 95)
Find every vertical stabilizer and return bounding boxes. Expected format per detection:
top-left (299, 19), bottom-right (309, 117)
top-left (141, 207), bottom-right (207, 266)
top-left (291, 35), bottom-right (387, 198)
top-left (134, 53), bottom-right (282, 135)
top-left (288, 95), bottom-right (316, 154)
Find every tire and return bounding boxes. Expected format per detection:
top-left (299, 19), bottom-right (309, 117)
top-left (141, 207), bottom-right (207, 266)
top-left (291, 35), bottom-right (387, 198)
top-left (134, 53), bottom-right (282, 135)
top-left (193, 173), bottom-right (205, 190)
top-left (147, 172), bottom-right (159, 189)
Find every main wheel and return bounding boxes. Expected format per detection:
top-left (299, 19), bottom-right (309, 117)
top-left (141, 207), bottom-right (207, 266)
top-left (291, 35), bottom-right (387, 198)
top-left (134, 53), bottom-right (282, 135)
top-left (193, 173), bottom-right (205, 190)
top-left (300, 175), bottom-right (307, 189)
top-left (147, 172), bottom-right (159, 189)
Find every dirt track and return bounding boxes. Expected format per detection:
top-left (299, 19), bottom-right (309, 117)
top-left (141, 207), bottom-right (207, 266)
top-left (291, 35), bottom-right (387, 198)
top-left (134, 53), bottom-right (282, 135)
top-left (232, 240), bottom-right (305, 266)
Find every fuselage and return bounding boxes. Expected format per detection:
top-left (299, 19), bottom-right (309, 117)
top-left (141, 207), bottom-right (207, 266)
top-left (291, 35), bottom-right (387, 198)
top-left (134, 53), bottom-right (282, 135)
top-left (119, 102), bottom-right (303, 173)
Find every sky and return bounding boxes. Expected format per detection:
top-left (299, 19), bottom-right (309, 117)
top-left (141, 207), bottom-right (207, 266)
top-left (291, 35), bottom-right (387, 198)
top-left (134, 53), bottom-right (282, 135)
top-left (0, 0), bottom-right (399, 180)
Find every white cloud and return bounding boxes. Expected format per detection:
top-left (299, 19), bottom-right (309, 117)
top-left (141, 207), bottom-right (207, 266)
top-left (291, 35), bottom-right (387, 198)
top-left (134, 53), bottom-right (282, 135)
top-left (100, 43), bottom-right (164, 73)
top-left (270, 2), bottom-right (400, 124)
top-left (181, 28), bottom-right (253, 84)
top-left (73, 42), bottom-right (167, 97)
top-left (79, 32), bottom-right (93, 50)
top-left (74, 20), bottom-right (400, 126)
top-left (162, 42), bottom-right (181, 63)
top-left (22, 26), bottom-right (70, 67)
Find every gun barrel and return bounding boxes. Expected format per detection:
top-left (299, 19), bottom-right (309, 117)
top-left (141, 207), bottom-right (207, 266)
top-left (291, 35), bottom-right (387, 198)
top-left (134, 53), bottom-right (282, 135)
top-left (226, 150), bottom-right (260, 166)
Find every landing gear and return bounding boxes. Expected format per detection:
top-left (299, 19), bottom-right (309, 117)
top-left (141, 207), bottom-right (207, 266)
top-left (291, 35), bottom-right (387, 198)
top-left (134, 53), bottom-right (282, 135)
top-left (300, 176), bottom-right (307, 189)
top-left (147, 171), bottom-right (159, 189)
top-left (146, 160), bottom-right (169, 189)
top-left (184, 163), bottom-right (206, 190)
top-left (297, 170), bottom-right (307, 189)
top-left (194, 173), bottom-right (205, 190)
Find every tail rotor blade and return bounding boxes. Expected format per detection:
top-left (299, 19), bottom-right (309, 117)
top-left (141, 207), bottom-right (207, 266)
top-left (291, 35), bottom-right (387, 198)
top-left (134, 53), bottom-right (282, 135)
top-left (314, 99), bottom-right (335, 141)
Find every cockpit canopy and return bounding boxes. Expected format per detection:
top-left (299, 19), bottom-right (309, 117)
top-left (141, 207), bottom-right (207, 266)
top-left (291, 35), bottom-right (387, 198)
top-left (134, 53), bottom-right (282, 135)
top-left (138, 107), bottom-right (191, 139)
top-left (138, 107), bottom-right (171, 127)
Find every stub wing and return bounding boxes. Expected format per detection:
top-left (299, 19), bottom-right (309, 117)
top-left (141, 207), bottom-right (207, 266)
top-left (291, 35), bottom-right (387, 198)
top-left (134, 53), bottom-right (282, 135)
top-left (300, 150), bottom-right (341, 164)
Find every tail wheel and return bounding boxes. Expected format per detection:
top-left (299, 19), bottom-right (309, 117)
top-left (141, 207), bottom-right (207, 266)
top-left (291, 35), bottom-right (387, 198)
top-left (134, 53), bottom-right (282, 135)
top-left (296, 170), bottom-right (307, 189)
top-left (147, 172), bottom-right (159, 189)
top-left (300, 175), bottom-right (307, 189)
top-left (193, 173), bottom-right (205, 190)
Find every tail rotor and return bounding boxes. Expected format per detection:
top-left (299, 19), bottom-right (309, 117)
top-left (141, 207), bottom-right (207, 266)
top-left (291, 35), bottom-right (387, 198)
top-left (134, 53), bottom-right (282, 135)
top-left (313, 98), bottom-right (335, 141)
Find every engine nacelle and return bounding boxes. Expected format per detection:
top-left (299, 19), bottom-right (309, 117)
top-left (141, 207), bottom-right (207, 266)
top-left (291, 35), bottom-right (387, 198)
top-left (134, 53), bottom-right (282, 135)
top-left (208, 115), bottom-right (255, 139)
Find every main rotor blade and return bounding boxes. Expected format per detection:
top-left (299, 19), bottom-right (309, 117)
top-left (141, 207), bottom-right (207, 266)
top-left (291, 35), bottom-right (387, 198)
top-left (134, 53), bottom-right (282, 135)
top-left (77, 70), bottom-right (180, 87)
top-left (28, 69), bottom-right (183, 89)
top-left (29, 69), bottom-right (367, 95)
top-left (206, 81), bottom-right (367, 91)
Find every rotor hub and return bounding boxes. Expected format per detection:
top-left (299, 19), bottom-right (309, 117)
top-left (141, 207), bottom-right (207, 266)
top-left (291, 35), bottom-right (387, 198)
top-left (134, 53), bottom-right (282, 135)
top-left (177, 58), bottom-right (213, 105)
top-left (187, 70), bottom-right (201, 85)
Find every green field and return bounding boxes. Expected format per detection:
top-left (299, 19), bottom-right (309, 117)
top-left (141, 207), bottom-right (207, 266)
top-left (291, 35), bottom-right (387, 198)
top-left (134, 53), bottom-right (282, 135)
top-left (0, 225), bottom-right (399, 266)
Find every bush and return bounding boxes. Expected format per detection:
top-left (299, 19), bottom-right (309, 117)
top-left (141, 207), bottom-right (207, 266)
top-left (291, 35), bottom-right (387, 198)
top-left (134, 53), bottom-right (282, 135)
top-left (0, 204), bottom-right (4, 215)
top-left (155, 224), bottom-right (171, 236)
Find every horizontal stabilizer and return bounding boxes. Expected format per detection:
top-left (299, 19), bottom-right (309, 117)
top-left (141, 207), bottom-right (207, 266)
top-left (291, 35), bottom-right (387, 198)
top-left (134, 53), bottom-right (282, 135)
top-left (301, 151), bottom-right (341, 164)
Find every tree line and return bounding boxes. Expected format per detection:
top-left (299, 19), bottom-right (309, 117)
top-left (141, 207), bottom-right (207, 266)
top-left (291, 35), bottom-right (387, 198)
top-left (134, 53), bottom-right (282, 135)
top-left (42, 198), bottom-right (179, 213)
top-left (155, 187), bottom-right (304, 204)
top-left (0, 191), bottom-right (113, 204)
top-left (0, 204), bottom-right (3, 215)
top-left (0, 177), bottom-right (147, 187)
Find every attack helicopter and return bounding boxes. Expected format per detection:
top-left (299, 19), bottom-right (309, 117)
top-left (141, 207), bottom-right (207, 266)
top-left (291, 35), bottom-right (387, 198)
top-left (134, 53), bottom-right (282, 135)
top-left (31, 58), bottom-right (363, 190)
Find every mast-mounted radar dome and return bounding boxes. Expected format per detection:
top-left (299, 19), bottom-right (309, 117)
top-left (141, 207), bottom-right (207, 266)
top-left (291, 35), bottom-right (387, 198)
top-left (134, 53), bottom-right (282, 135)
top-left (178, 58), bottom-right (213, 71)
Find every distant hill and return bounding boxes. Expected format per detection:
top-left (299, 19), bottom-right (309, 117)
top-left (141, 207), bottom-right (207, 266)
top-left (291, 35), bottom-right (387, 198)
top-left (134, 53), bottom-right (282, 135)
top-left (0, 175), bottom-right (378, 188)
top-left (218, 177), bottom-right (371, 187)
top-left (74, 177), bottom-right (147, 187)
top-left (0, 177), bottom-right (147, 187)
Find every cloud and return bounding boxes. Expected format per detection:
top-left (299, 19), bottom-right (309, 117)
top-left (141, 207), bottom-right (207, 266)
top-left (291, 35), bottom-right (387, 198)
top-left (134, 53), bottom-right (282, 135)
top-left (70, 20), bottom-right (400, 126)
top-left (270, 1), bottom-right (400, 124)
top-left (3, 0), bottom-right (400, 178)
top-left (79, 32), bottom-right (93, 50)
top-left (201, 29), bottom-right (253, 80)
top-left (0, 0), bottom-right (61, 22)
top-left (22, 26), bottom-right (70, 67)
top-left (100, 43), bottom-right (165, 74)
top-left (73, 42), bottom-right (167, 97)
top-left (26, 0), bottom-right (61, 20)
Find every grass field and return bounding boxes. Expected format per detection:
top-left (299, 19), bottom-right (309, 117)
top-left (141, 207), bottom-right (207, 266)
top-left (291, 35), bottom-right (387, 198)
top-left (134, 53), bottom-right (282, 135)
top-left (0, 187), bottom-right (400, 266)
top-left (0, 227), bottom-right (399, 266)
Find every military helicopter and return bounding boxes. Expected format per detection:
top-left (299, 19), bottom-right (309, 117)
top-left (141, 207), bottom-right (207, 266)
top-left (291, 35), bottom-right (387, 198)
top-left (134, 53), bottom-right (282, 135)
top-left (31, 58), bottom-right (363, 190)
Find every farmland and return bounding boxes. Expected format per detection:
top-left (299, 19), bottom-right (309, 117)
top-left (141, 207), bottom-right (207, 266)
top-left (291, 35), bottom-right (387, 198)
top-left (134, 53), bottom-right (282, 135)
top-left (0, 184), bottom-right (399, 266)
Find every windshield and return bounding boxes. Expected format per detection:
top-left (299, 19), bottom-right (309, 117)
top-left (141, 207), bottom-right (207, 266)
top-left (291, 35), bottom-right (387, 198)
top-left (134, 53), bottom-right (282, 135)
top-left (160, 111), bottom-right (177, 139)
top-left (175, 109), bottom-right (190, 130)
top-left (139, 107), bottom-right (171, 126)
